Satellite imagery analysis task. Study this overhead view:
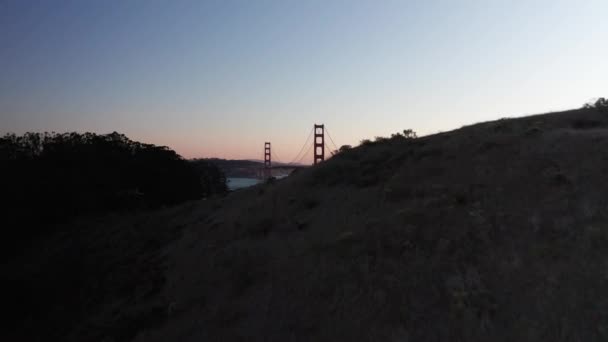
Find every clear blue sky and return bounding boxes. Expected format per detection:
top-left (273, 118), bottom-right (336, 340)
top-left (1, 0), bottom-right (607, 162)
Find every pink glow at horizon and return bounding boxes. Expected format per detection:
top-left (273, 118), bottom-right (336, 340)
top-left (1, 1), bottom-right (607, 161)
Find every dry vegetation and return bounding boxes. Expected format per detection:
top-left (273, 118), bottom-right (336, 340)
top-left (6, 106), bottom-right (608, 341)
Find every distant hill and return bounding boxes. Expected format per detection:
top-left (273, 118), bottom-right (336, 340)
top-left (199, 158), bottom-right (306, 178)
top-left (7, 104), bottom-right (608, 341)
top-left (197, 158), bottom-right (263, 178)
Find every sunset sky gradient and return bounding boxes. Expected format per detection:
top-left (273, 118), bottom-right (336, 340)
top-left (1, 0), bottom-right (607, 163)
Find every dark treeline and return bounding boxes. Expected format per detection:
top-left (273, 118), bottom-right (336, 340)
top-left (190, 158), bottom-right (228, 194)
top-left (0, 132), bottom-right (226, 248)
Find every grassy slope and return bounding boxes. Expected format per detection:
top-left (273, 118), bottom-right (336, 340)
top-left (7, 107), bottom-right (608, 341)
top-left (140, 107), bottom-right (608, 342)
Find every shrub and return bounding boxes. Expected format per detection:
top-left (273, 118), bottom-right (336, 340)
top-left (402, 129), bottom-right (418, 139)
top-left (583, 97), bottom-right (608, 111)
top-left (360, 139), bottom-right (373, 146)
top-left (390, 129), bottom-right (418, 140)
top-left (332, 145), bottom-right (352, 155)
top-left (190, 159), bottom-right (228, 195)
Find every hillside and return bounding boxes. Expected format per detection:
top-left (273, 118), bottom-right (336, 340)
top-left (7, 106), bottom-right (608, 341)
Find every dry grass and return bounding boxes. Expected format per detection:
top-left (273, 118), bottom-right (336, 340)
top-left (142, 107), bottom-right (608, 341)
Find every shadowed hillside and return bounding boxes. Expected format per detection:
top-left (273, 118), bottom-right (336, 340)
top-left (6, 105), bottom-right (608, 341)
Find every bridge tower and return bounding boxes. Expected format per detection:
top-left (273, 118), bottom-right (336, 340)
top-left (264, 142), bottom-right (271, 179)
top-left (314, 124), bottom-right (324, 165)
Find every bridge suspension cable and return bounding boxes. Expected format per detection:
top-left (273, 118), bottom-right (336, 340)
top-left (293, 140), bottom-right (314, 165)
top-left (271, 149), bottom-right (284, 164)
top-left (325, 127), bottom-right (339, 152)
top-left (287, 127), bottom-right (314, 165)
top-left (324, 141), bottom-right (336, 156)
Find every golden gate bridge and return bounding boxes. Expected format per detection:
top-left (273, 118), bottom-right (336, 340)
top-left (258, 123), bottom-right (340, 179)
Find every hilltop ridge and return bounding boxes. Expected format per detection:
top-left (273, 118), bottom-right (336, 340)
top-left (142, 106), bottom-right (608, 341)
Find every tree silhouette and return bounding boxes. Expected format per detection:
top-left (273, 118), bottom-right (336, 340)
top-left (0, 132), bottom-right (226, 253)
top-left (583, 97), bottom-right (608, 111)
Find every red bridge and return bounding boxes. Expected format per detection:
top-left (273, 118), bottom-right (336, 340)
top-left (258, 123), bottom-right (339, 179)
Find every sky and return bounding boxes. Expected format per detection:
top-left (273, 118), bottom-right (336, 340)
top-left (1, 0), bottom-right (607, 163)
